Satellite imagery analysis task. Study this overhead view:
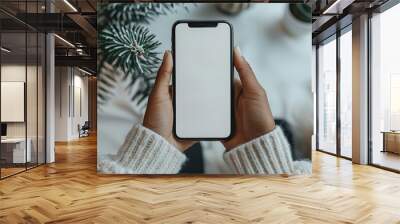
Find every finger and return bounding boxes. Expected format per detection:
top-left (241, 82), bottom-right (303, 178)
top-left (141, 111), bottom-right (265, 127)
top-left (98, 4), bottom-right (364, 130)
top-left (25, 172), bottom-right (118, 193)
top-left (233, 78), bottom-right (242, 107)
top-left (153, 50), bottom-right (173, 94)
top-left (233, 47), bottom-right (262, 92)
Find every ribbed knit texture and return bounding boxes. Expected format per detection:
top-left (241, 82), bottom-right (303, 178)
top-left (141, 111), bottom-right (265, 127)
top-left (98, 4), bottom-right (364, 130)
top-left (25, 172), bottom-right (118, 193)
top-left (224, 126), bottom-right (311, 175)
top-left (98, 124), bottom-right (311, 175)
top-left (98, 124), bottom-right (186, 174)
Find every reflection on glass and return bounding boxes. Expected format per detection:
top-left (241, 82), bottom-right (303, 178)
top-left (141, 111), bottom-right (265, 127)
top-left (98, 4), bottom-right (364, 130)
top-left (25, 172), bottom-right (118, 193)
top-left (390, 75), bottom-right (400, 130)
top-left (371, 4), bottom-right (400, 171)
top-left (38, 33), bottom-right (46, 165)
top-left (27, 31), bottom-right (38, 169)
top-left (1, 32), bottom-right (27, 177)
top-left (340, 30), bottom-right (352, 158)
top-left (0, 0), bottom-right (47, 179)
top-left (318, 38), bottom-right (337, 154)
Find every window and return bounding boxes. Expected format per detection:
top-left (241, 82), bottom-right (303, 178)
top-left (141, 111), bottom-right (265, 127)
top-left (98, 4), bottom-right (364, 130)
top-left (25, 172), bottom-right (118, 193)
top-left (317, 37), bottom-right (337, 154)
top-left (390, 74), bottom-right (400, 130)
top-left (370, 3), bottom-right (400, 171)
top-left (340, 30), bottom-right (352, 158)
top-left (316, 26), bottom-right (353, 159)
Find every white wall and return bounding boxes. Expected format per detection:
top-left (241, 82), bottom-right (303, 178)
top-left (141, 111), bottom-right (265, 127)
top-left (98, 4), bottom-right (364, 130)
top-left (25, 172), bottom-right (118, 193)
top-left (54, 67), bottom-right (89, 141)
top-left (71, 73), bottom-right (89, 138)
top-left (1, 63), bottom-right (47, 164)
top-left (55, 66), bottom-right (69, 141)
top-left (1, 65), bottom-right (40, 137)
top-left (1, 65), bottom-right (27, 139)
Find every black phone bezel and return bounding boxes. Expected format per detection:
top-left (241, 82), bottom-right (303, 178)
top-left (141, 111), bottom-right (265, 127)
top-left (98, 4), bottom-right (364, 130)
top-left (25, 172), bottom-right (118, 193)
top-left (172, 20), bottom-right (235, 141)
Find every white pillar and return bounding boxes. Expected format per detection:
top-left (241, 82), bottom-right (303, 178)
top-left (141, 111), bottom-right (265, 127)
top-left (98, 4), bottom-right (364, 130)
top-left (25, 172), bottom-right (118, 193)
top-left (46, 32), bottom-right (55, 163)
top-left (45, 0), bottom-right (55, 163)
top-left (312, 45), bottom-right (317, 151)
top-left (352, 14), bottom-right (369, 164)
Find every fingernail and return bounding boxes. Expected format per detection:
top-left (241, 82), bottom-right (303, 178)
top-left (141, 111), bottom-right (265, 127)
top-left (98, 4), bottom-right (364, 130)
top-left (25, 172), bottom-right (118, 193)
top-left (163, 50), bottom-right (170, 59)
top-left (235, 46), bottom-right (246, 62)
top-left (235, 46), bottom-right (241, 57)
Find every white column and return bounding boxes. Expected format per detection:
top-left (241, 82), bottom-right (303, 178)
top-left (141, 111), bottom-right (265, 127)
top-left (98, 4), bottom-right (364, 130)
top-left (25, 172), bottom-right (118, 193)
top-left (352, 14), bottom-right (369, 164)
top-left (312, 45), bottom-right (317, 151)
top-left (45, 0), bottom-right (55, 163)
top-left (46, 33), bottom-right (55, 163)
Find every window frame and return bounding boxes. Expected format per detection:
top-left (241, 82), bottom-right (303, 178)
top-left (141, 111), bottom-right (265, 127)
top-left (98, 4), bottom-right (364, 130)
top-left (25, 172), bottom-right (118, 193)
top-left (315, 24), bottom-right (353, 160)
top-left (367, 1), bottom-right (400, 173)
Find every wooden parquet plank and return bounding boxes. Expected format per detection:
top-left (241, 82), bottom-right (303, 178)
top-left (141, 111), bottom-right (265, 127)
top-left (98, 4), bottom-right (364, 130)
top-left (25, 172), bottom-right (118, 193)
top-left (0, 135), bottom-right (400, 223)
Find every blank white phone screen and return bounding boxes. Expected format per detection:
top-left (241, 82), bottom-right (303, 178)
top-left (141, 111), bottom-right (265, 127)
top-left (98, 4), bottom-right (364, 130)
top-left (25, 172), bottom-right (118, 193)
top-left (175, 22), bottom-right (231, 138)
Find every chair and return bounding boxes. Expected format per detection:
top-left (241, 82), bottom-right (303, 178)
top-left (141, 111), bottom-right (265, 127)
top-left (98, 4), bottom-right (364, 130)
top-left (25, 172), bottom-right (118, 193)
top-left (79, 121), bottom-right (90, 138)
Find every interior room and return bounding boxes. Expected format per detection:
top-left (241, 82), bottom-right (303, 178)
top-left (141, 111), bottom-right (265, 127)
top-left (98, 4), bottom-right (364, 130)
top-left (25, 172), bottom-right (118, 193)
top-left (0, 13), bottom-right (46, 178)
top-left (314, 0), bottom-right (400, 172)
top-left (0, 0), bottom-right (96, 179)
top-left (370, 3), bottom-right (400, 171)
top-left (0, 0), bottom-right (399, 223)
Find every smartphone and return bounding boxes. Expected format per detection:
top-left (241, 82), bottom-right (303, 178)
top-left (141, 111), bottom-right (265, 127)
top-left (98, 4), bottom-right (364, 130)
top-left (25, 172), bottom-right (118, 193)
top-left (172, 20), bottom-right (234, 140)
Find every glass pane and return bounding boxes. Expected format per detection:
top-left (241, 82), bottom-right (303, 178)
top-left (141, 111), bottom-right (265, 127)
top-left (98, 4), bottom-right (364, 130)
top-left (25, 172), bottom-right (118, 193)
top-left (26, 0), bottom-right (39, 169)
top-left (38, 32), bottom-right (45, 165)
top-left (27, 31), bottom-right (38, 169)
top-left (340, 30), bottom-right (352, 158)
top-left (318, 38), bottom-right (337, 154)
top-left (1, 31), bottom-right (27, 177)
top-left (371, 4), bottom-right (400, 171)
top-left (0, 0), bottom-right (46, 178)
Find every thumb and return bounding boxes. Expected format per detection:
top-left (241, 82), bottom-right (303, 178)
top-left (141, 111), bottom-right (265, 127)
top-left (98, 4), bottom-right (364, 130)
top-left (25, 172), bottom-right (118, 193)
top-left (233, 47), bottom-right (262, 93)
top-left (153, 50), bottom-right (173, 94)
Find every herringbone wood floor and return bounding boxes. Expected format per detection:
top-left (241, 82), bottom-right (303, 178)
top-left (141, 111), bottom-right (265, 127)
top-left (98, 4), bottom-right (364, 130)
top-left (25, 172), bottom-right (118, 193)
top-left (1, 135), bottom-right (400, 224)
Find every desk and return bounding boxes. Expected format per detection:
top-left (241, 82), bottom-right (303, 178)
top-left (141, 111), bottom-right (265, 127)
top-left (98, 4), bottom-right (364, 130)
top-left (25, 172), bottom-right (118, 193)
top-left (382, 131), bottom-right (400, 154)
top-left (1, 138), bottom-right (31, 163)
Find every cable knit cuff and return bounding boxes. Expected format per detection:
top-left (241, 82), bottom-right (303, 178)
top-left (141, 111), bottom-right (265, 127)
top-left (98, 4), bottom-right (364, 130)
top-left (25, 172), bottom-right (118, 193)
top-left (98, 124), bottom-right (186, 174)
top-left (223, 126), bottom-right (296, 175)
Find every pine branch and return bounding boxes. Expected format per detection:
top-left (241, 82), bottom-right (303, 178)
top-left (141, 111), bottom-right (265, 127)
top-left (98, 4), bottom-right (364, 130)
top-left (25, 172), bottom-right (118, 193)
top-left (97, 3), bottom-right (185, 105)
top-left (98, 3), bottom-right (183, 24)
top-left (99, 22), bottom-right (161, 77)
top-left (98, 22), bottom-right (161, 105)
top-left (97, 59), bottom-right (154, 108)
top-left (97, 60), bottom-right (120, 107)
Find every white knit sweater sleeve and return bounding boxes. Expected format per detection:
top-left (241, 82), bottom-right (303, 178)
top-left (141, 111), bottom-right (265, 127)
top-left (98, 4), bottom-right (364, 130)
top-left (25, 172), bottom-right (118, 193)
top-left (98, 124), bottom-right (186, 174)
top-left (98, 124), bottom-right (311, 175)
top-left (224, 126), bottom-right (311, 175)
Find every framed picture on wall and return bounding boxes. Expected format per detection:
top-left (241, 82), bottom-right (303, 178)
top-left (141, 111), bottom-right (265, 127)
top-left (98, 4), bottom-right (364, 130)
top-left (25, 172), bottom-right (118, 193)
top-left (1, 81), bottom-right (25, 122)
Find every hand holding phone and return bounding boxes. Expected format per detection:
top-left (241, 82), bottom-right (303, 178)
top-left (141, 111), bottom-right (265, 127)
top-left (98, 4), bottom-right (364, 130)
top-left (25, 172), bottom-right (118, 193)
top-left (143, 51), bottom-right (196, 151)
top-left (143, 48), bottom-right (275, 152)
top-left (222, 48), bottom-right (276, 150)
top-left (143, 20), bottom-right (275, 151)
